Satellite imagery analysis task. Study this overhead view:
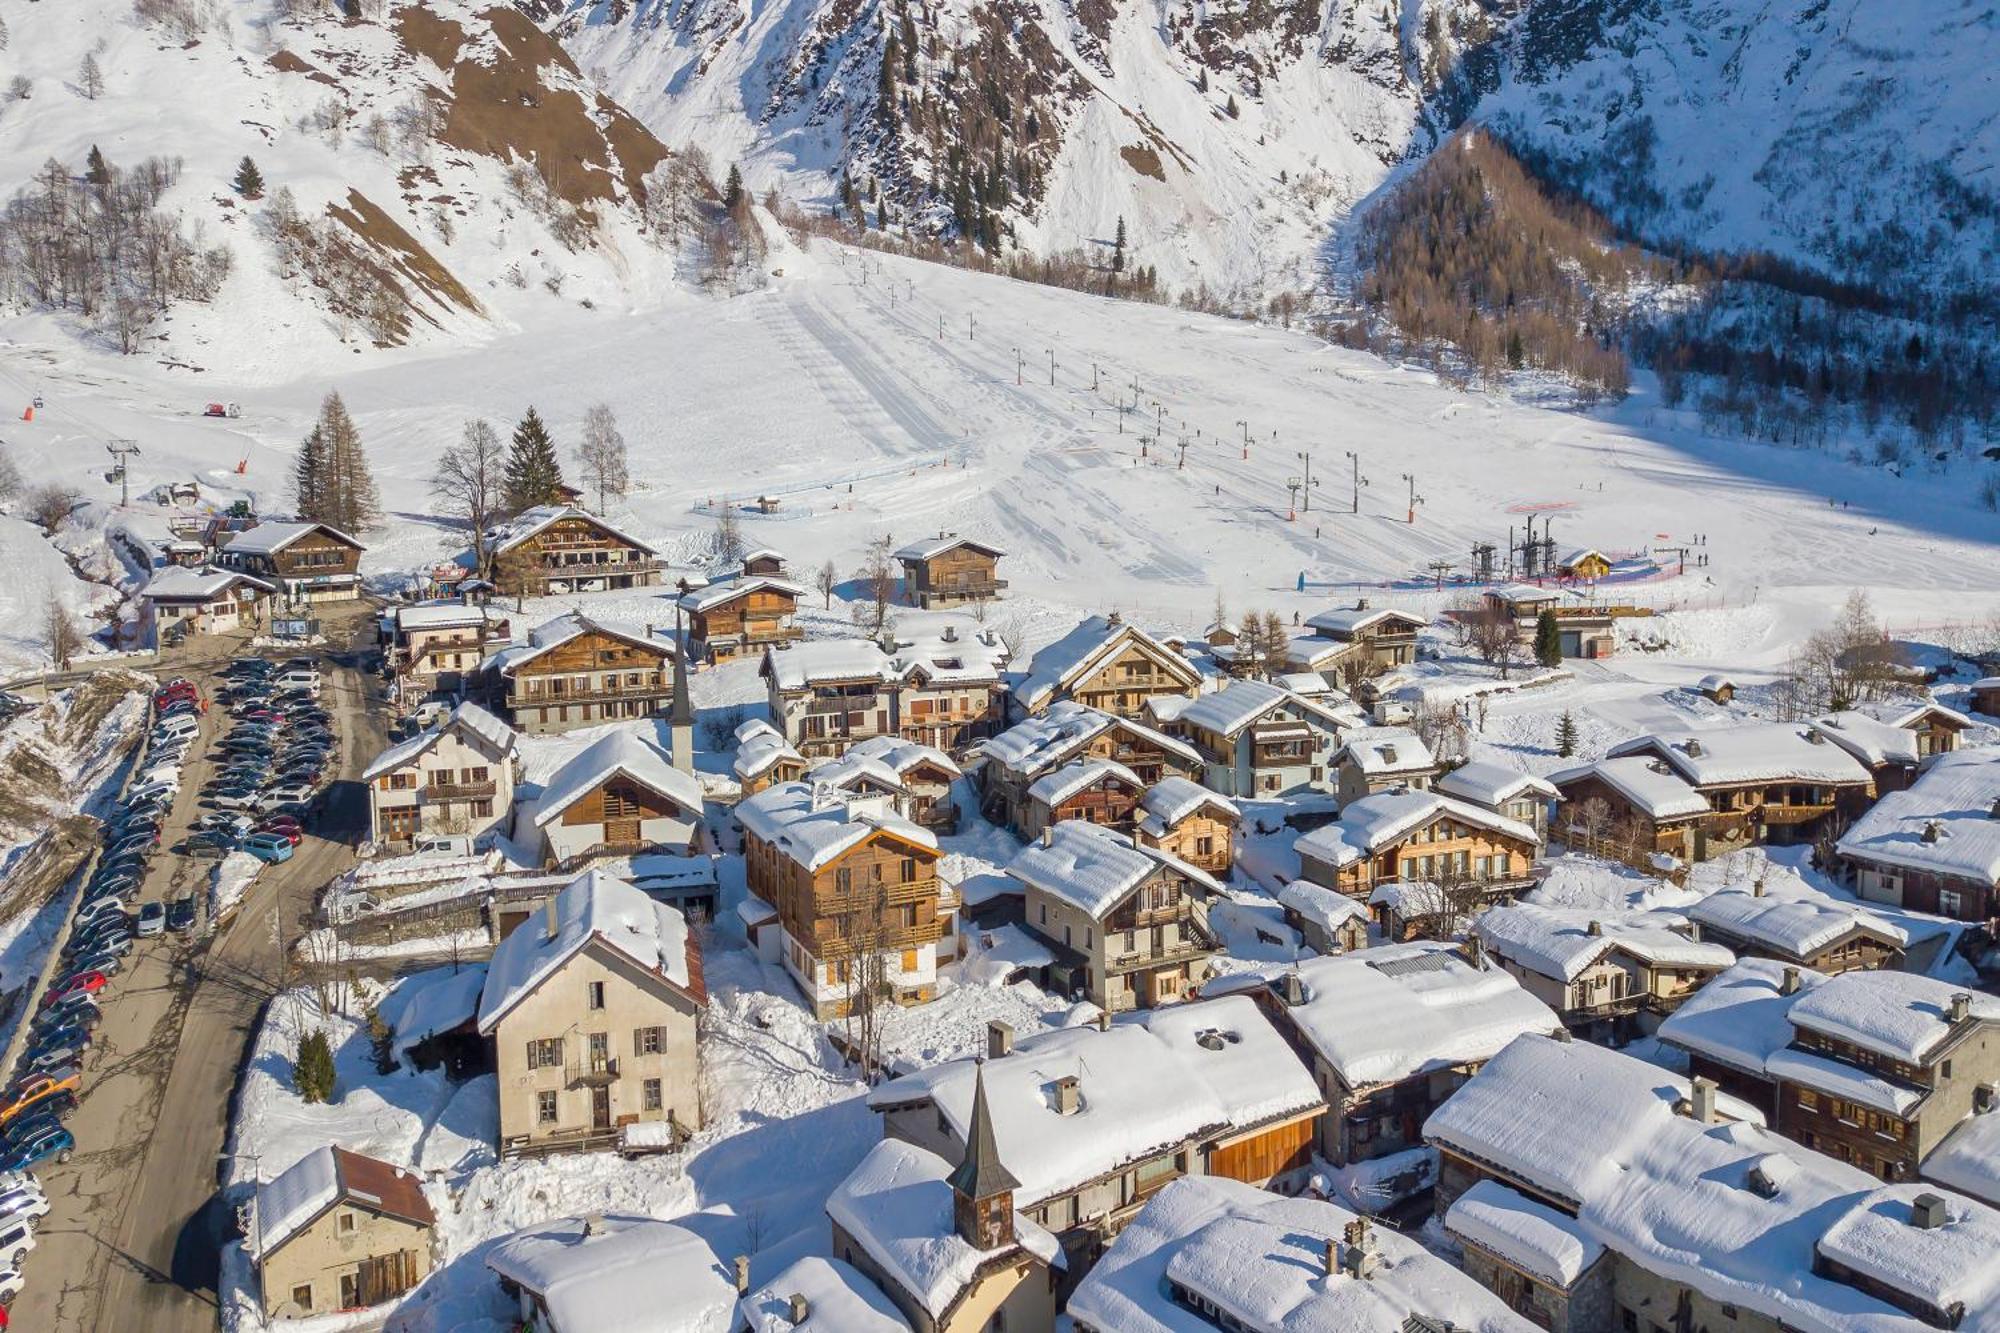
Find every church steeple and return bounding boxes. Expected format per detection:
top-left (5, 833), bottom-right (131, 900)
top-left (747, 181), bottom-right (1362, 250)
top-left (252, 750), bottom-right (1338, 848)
top-left (948, 1061), bottom-right (1019, 1250)
top-left (669, 605), bottom-right (695, 774)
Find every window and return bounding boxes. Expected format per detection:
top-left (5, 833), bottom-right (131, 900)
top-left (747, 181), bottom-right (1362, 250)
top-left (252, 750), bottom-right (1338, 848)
top-left (901, 857), bottom-right (918, 883)
top-left (292, 1284), bottom-right (315, 1312)
top-left (635, 1026), bottom-right (663, 1056)
top-left (1797, 1088), bottom-right (1818, 1110)
top-left (537, 1090), bottom-right (559, 1124)
top-left (588, 1031), bottom-right (610, 1067)
top-left (526, 1037), bottom-right (564, 1070)
top-left (340, 1273), bottom-right (360, 1309)
top-left (336, 1211), bottom-right (355, 1235)
top-left (901, 949), bottom-right (919, 972)
top-left (643, 1079), bottom-right (663, 1112)
top-left (835, 867), bottom-right (853, 892)
top-left (587, 981), bottom-right (606, 1010)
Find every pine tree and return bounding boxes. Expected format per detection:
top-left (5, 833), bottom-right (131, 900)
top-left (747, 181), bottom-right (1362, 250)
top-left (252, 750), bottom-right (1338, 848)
top-left (1533, 608), bottom-right (1563, 667)
top-left (233, 155), bottom-right (265, 199)
top-left (292, 424), bottom-right (331, 525)
top-left (1112, 215), bottom-right (1127, 274)
top-left (724, 163), bottom-right (743, 210)
top-left (85, 145), bottom-right (111, 187)
top-left (503, 406), bottom-right (565, 513)
top-left (1225, 93), bottom-right (1240, 118)
top-left (1555, 710), bottom-right (1578, 758)
top-left (294, 1029), bottom-right (336, 1105)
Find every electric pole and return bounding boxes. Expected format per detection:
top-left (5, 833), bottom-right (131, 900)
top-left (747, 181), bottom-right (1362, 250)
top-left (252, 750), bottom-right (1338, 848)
top-left (1047, 348), bottom-right (1056, 387)
top-left (1296, 450), bottom-right (1317, 512)
top-left (1345, 450), bottom-right (1363, 514)
top-left (107, 440), bottom-right (140, 508)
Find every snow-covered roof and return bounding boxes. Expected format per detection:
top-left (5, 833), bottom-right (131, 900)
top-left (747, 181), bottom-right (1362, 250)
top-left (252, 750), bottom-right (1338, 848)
top-left (1136, 776), bottom-right (1238, 834)
top-left (480, 504), bottom-right (658, 558)
top-left (250, 1145), bottom-right (433, 1260)
top-left (678, 574), bottom-right (807, 613)
top-left (1686, 890), bottom-right (1907, 959)
top-left (1809, 711), bottom-right (1924, 769)
top-left (1786, 968), bottom-right (1998, 1064)
top-left (1814, 1185), bottom-right (2000, 1317)
top-left (485, 612), bottom-right (673, 676)
top-left (1276, 879), bottom-right (1369, 939)
top-left (893, 535), bottom-right (1004, 562)
top-left (732, 718), bottom-right (804, 783)
top-left (761, 639), bottom-right (895, 690)
top-left (1474, 905), bottom-right (1733, 984)
top-left (476, 868), bottom-right (702, 1032)
top-left (376, 962), bottom-right (488, 1062)
top-left (1923, 1110), bottom-right (2000, 1208)
top-left (1436, 760), bottom-right (1559, 808)
top-left (868, 999), bottom-right (1317, 1208)
top-left (739, 1256), bottom-right (911, 1333)
top-left (1836, 748), bottom-right (2000, 885)
top-left (1484, 582), bottom-right (1563, 605)
top-left (1294, 789), bottom-right (1539, 870)
top-left (1557, 754), bottom-right (1711, 819)
top-left (835, 733), bottom-right (961, 781)
top-left (484, 1213), bottom-right (735, 1333)
top-left (736, 782), bottom-right (937, 872)
top-left (392, 602), bottom-right (509, 631)
top-left (361, 700), bottom-right (517, 782)
top-left (1335, 726), bottom-right (1435, 776)
top-left (1067, 1175), bottom-right (1537, 1333)
top-left (528, 728), bottom-right (698, 828)
top-left (1558, 547), bottom-right (1607, 569)
top-left (224, 520), bottom-right (362, 556)
top-left (1697, 672), bottom-right (1735, 692)
top-left (1763, 1047), bottom-right (1925, 1116)
top-left (1025, 758), bottom-right (1144, 810)
top-left (1445, 1178), bottom-right (1606, 1288)
top-left (137, 565), bottom-right (274, 602)
top-left (1007, 820), bottom-right (1220, 919)
top-left (1423, 1035), bottom-right (2000, 1333)
top-left (1606, 725), bottom-right (1873, 788)
top-left (1658, 959), bottom-right (1830, 1076)
top-left (1170, 678), bottom-right (1342, 738)
top-left (1281, 942), bottom-right (1559, 1087)
top-left (826, 1138), bottom-right (1061, 1320)
top-left (1302, 602), bottom-right (1427, 637)
top-left (978, 701), bottom-right (1201, 775)
top-left (1014, 615), bottom-right (1198, 711)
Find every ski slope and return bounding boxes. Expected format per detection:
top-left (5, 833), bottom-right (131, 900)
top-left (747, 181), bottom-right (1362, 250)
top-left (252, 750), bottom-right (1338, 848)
top-left (4, 237), bottom-right (1998, 675)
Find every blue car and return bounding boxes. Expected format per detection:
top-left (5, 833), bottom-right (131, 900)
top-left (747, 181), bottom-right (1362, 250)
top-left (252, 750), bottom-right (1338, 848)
top-left (241, 833), bottom-right (294, 864)
top-left (0, 1121), bottom-right (73, 1171)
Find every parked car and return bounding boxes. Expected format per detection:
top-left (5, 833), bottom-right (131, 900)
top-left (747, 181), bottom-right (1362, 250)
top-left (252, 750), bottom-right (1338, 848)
top-left (0, 1217), bottom-right (35, 1268)
top-left (262, 784), bottom-right (316, 810)
top-left (167, 895), bottom-right (196, 933)
top-left (135, 903), bottom-right (167, 938)
top-left (74, 899), bottom-right (126, 930)
top-left (0, 1124), bottom-right (71, 1174)
top-left (41, 972), bottom-right (106, 1009)
top-left (181, 832), bottom-right (235, 859)
top-left (0, 1183), bottom-right (49, 1227)
top-left (211, 791), bottom-right (263, 812)
top-left (253, 821), bottom-right (302, 846)
top-left (241, 833), bottom-right (294, 864)
top-left (124, 780), bottom-right (178, 808)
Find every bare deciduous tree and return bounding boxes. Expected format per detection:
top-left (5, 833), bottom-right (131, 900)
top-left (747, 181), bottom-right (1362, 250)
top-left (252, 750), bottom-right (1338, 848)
top-left (27, 482), bottom-right (79, 533)
top-left (433, 418), bottom-right (505, 579)
top-left (713, 503), bottom-right (745, 566)
top-left (78, 53), bottom-right (105, 101)
top-left (814, 558), bottom-right (838, 610)
top-left (850, 535), bottom-right (897, 639)
top-left (574, 402), bottom-right (629, 513)
top-left (42, 590), bottom-right (83, 669)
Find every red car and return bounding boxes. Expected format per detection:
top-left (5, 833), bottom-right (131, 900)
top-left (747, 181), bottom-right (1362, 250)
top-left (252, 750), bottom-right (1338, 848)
top-left (41, 972), bottom-right (107, 1009)
top-left (254, 820), bottom-right (303, 846)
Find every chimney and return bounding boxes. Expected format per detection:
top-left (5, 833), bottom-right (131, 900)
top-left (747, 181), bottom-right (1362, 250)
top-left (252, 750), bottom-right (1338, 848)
top-left (1355, 597), bottom-right (1370, 611)
top-left (1680, 920), bottom-right (1702, 942)
top-left (1053, 1074), bottom-right (1081, 1116)
top-left (1806, 728), bottom-right (1826, 745)
top-left (1949, 993), bottom-right (1972, 1024)
top-left (1107, 609), bottom-right (1123, 626)
top-left (1041, 824), bottom-right (1054, 848)
top-left (1322, 1238), bottom-right (1339, 1276)
top-left (1922, 820), bottom-right (1942, 844)
top-left (1462, 934), bottom-right (1486, 967)
top-left (1780, 966), bottom-right (1802, 996)
top-left (1910, 1193), bottom-right (1948, 1231)
top-left (1752, 877), bottom-right (1767, 898)
top-left (943, 624), bottom-right (957, 642)
top-left (1989, 796), bottom-right (2000, 820)
top-left (988, 1020), bottom-right (1015, 1059)
top-left (1684, 738), bottom-right (1704, 758)
top-left (1280, 971), bottom-right (1307, 1008)
top-left (1094, 1009), bottom-right (1112, 1033)
top-left (1340, 1218), bottom-right (1380, 1279)
top-left (1551, 1025), bottom-right (1572, 1043)
top-left (1587, 919), bottom-right (1604, 937)
top-left (1690, 1075), bottom-right (1719, 1125)
top-left (582, 1212), bottom-right (606, 1238)
top-left (544, 895), bottom-right (560, 942)
top-left (788, 1293), bottom-right (811, 1324)
top-left (733, 1256), bottom-right (751, 1296)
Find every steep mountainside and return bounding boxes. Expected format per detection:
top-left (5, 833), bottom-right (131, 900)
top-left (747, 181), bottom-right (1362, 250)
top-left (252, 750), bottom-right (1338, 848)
top-left (0, 0), bottom-right (689, 379)
top-left (552, 0), bottom-right (1504, 300)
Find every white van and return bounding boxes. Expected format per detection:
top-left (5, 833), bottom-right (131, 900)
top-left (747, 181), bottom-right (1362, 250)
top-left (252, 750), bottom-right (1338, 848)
top-left (413, 833), bottom-right (474, 857)
top-left (274, 670), bottom-right (321, 697)
top-left (154, 714), bottom-right (199, 742)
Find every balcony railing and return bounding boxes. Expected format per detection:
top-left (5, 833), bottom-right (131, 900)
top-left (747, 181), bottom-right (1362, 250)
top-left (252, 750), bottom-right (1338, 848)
top-left (567, 1054), bottom-right (619, 1088)
top-left (536, 554), bottom-right (666, 574)
top-left (513, 678), bottom-right (667, 704)
top-left (425, 779), bottom-right (498, 800)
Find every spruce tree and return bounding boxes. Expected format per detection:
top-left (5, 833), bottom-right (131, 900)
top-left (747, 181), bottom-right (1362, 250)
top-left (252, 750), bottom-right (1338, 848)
top-left (233, 155), bottom-right (265, 199)
top-left (294, 1029), bottom-right (336, 1104)
top-left (503, 407), bottom-right (565, 513)
top-left (292, 424), bottom-right (331, 525)
top-left (1556, 710), bottom-right (1579, 758)
top-left (1533, 608), bottom-right (1563, 667)
top-left (84, 145), bottom-right (111, 187)
top-left (1112, 215), bottom-right (1127, 273)
top-left (724, 163), bottom-right (743, 210)
top-left (1225, 93), bottom-right (1240, 118)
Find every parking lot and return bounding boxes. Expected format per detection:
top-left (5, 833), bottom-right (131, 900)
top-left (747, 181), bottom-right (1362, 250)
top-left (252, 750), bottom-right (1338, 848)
top-left (6, 610), bottom-right (388, 1331)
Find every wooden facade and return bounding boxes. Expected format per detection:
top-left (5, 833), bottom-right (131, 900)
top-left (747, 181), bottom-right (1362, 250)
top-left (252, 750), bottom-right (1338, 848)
top-left (489, 510), bottom-right (662, 597)
top-left (493, 626), bottom-right (673, 735)
top-left (1298, 812), bottom-right (1540, 905)
top-left (897, 538), bottom-right (1007, 609)
top-left (1136, 804), bottom-right (1237, 875)
top-left (980, 718), bottom-right (1202, 838)
top-left (683, 581), bottom-right (803, 660)
top-left (219, 523), bottom-right (364, 605)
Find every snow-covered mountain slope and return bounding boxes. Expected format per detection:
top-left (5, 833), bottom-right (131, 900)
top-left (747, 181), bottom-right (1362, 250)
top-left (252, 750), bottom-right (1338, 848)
top-left (1451, 0), bottom-right (2000, 303)
top-left (0, 0), bottom-right (685, 380)
top-left (554, 0), bottom-right (1499, 300)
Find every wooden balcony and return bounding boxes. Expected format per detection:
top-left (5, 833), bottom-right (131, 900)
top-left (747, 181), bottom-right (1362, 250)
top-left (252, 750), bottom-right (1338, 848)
top-left (425, 778), bottom-right (498, 801)
top-left (567, 1054), bottom-right (619, 1089)
top-left (512, 678), bottom-right (667, 705)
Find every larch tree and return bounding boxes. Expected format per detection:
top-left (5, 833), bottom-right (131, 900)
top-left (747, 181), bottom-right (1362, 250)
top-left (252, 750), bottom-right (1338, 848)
top-left (315, 392), bottom-right (379, 532)
top-left (503, 406), bottom-right (565, 513)
top-left (433, 418), bottom-right (506, 579)
top-left (43, 590), bottom-right (82, 670)
top-left (574, 402), bottom-right (628, 512)
top-left (78, 53), bottom-right (104, 100)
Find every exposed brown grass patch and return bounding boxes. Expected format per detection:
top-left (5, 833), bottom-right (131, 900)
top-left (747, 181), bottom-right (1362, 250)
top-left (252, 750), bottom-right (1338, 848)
top-left (1120, 144), bottom-right (1165, 182)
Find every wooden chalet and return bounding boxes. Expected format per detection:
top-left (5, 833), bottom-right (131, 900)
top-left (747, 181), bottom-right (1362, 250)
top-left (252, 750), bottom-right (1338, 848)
top-left (477, 506), bottom-right (663, 598)
top-left (476, 613), bottom-right (675, 735)
top-left (1810, 701), bottom-right (1973, 794)
top-left (1480, 583), bottom-right (1615, 660)
top-left (736, 784), bottom-right (945, 1019)
top-left (1293, 788), bottom-right (1543, 907)
top-left (1837, 748), bottom-right (2000, 923)
top-left (137, 566), bottom-right (273, 645)
top-left (976, 701), bottom-right (1204, 838)
top-left (1134, 778), bottom-right (1239, 875)
top-left (1021, 759), bottom-right (1146, 841)
top-left (1011, 612), bottom-right (1202, 721)
top-left (894, 535), bottom-right (1007, 610)
top-left (739, 547), bottom-right (787, 578)
top-left (807, 735), bottom-right (963, 834)
top-left (1557, 547), bottom-right (1612, 580)
top-left (217, 521), bottom-right (364, 605)
top-left (679, 575), bottom-right (805, 661)
top-left (515, 728), bottom-right (704, 872)
top-left (1973, 677), bottom-right (2000, 719)
top-left (1289, 599), bottom-right (1427, 679)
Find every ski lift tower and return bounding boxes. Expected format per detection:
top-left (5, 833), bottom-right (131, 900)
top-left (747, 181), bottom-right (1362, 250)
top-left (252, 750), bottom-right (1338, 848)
top-left (106, 440), bottom-right (140, 508)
